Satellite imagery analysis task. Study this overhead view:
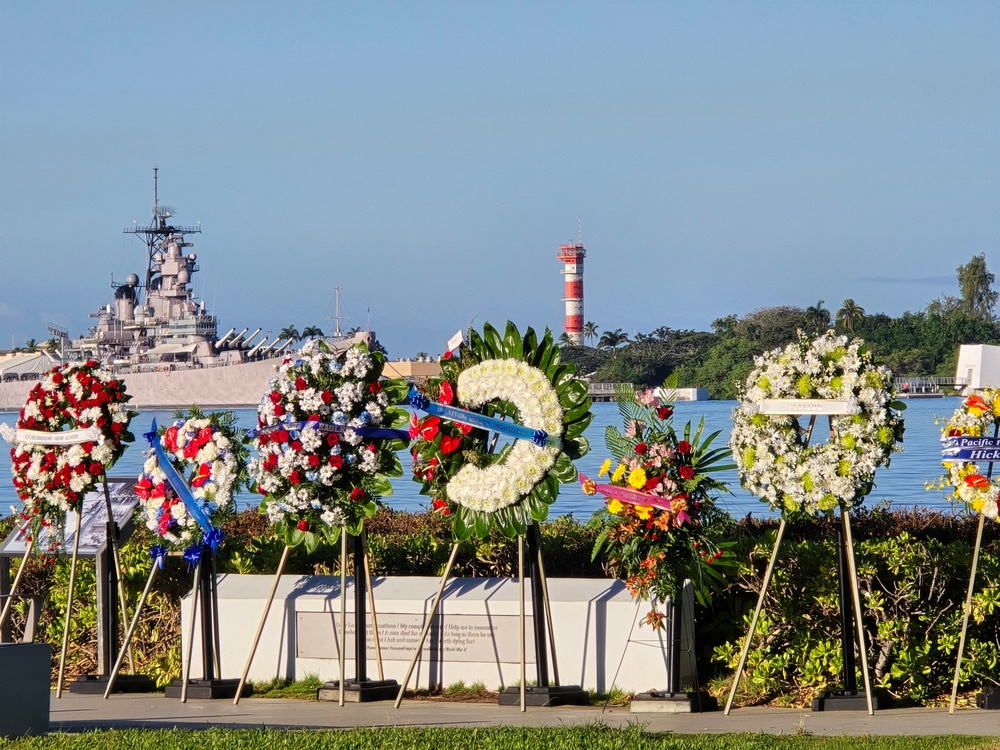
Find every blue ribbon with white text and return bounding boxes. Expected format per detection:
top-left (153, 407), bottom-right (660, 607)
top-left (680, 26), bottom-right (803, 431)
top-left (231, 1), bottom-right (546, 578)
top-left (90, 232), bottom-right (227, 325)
top-left (145, 418), bottom-right (215, 534)
top-left (408, 388), bottom-right (557, 447)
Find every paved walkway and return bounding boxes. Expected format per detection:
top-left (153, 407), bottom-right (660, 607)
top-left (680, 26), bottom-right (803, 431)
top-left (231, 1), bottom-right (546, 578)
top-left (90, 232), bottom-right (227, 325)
top-left (45, 693), bottom-right (1000, 736)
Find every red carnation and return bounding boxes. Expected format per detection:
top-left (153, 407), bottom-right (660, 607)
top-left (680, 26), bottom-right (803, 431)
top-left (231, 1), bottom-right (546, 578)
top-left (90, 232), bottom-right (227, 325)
top-left (294, 377), bottom-right (308, 390)
top-left (321, 391), bottom-right (334, 404)
top-left (289, 470), bottom-right (302, 485)
top-left (657, 406), bottom-right (673, 420)
top-left (329, 455), bottom-right (344, 469)
top-left (297, 519), bottom-right (309, 531)
top-left (307, 454), bottom-right (320, 468)
top-left (269, 392), bottom-right (282, 404)
top-left (634, 442), bottom-right (648, 455)
top-left (677, 441), bottom-right (692, 455)
top-left (369, 382), bottom-right (382, 395)
top-left (273, 404), bottom-right (286, 417)
top-left (89, 462), bottom-right (103, 476)
top-left (326, 433), bottom-right (340, 446)
top-left (679, 465), bottom-right (695, 480)
top-left (350, 488), bottom-right (367, 501)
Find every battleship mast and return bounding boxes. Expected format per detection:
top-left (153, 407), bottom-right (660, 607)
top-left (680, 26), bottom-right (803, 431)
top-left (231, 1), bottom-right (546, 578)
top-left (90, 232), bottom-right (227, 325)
top-left (123, 167), bottom-right (201, 304)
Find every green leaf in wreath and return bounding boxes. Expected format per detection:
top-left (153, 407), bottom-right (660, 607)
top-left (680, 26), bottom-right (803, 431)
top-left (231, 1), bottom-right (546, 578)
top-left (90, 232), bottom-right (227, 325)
top-left (369, 474), bottom-right (393, 497)
top-left (483, 322), bottom-right (504, 358)
top-left (559, 379), bottom-right (589, 408)
top-left (563, 412), bottom-right (593, 440)
top-left (473, 510), bottom-right (491, 539)
top-left (549, 452), bottom-right (578, 483)
top-left (502, 321), bottom-right (523, 359)
top-left (564, 435), bottom-right (590, 460)
top-left (453, 508), bottom-right (475, 542)
top-left (524, 488), bottom-right (551, 522)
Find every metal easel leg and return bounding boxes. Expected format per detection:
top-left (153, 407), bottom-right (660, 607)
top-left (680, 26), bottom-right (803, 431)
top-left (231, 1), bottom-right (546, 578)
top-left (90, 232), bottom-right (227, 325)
top-left (394, 543), bottom-right (460, 709)
top-left (725, 518), bottom-right (787, 715)
top-left (104, 563), bottom-right (159, 698)
top-left (56, 511), bottom-right (84, 699)
top-left (180, 555), bottom-right (203, 704)
top-left (950, 512), bottom-right (986, 714)
top-left (842, 512), bottom-right (875, 715)
top-left (233, 543), bottom-right (292, 705)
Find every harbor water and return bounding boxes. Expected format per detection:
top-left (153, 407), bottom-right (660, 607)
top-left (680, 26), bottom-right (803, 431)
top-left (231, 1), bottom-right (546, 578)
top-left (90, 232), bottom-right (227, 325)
top-left (0, 398), bottom-right (965, 522)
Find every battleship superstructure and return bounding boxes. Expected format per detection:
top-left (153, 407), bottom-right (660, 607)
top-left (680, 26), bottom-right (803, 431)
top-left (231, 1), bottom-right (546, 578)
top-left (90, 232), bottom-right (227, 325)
top-left (0, 171), bottom-right (374, 410)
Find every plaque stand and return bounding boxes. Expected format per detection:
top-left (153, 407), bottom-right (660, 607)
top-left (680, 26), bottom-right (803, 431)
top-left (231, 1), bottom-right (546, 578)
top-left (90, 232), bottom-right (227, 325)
top-left (317, 532), bottom-right (398, 702)
top-left (724, 412), bottom-right (876, 716)
top-left (70, 474), bottom-right (154, 695)
top-left (165, 547), bottom-right (250, 701)
top-left (949, 424), bottom-right (1000, 713)
top-left (394, 522), bottom-right (588, 711)
top-left (630, 582), bottom-right (717, 713)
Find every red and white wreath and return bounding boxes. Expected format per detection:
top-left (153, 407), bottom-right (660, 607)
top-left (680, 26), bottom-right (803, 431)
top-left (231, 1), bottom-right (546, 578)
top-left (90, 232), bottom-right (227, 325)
top-left (9, 361), bottom-right (134, 542)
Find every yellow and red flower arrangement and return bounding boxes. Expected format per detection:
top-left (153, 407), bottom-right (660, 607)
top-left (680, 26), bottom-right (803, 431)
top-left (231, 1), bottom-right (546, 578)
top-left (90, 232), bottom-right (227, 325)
top-left (588, 382), bottom-right (733, 626)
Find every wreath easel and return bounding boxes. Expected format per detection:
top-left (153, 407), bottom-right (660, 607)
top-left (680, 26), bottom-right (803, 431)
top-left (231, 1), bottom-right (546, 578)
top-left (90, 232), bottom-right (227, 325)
top-left (725, 333), bottom-right (903, 715)
top-left (936, 391), bottom-right (1000, 712)
top-left (234, 340), bottom-right (410, 705)
top-left (2, 362), bottom-right (149, 696)
top-left (395, 322), bottom-right (592, 710)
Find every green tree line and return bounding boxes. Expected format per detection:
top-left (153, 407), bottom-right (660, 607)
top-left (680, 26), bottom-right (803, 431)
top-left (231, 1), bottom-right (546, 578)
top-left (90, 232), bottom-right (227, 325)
top-left (562, 254), bottom-right (1000, 399)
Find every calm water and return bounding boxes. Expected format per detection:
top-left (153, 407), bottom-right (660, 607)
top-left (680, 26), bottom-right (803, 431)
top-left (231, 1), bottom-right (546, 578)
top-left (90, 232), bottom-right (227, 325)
top-left (0, 398), bottom-right (963, 521)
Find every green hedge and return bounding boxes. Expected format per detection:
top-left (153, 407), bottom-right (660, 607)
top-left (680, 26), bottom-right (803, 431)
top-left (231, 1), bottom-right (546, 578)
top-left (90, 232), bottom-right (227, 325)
top-left (2, 506), bottom-right (998, 706)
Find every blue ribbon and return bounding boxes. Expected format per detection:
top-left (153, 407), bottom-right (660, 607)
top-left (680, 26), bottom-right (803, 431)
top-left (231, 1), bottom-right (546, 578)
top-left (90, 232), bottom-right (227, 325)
top-left (408, 387), bottom-right (557, 448)
top-left (202, 528), bottom-right (224, 553)
top-left (150, 545), bottom-right (167, 569)
top-left (182, 544), bottom-right (202, 571)
top-left (248, 420), bottom-right (409, 441)
top-left (146, 418), bottom-right (214, 534)
top-left (942, 436), bottom-right (1000, 461)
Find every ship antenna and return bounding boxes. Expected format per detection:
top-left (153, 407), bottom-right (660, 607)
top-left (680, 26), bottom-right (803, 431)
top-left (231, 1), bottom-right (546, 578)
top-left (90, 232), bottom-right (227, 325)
top-left (153, 166), bottom-right (159, 222)
top-left (578, 216), bottom-right (583, 246)
top-left (334, 286), bottom-right (343, 337)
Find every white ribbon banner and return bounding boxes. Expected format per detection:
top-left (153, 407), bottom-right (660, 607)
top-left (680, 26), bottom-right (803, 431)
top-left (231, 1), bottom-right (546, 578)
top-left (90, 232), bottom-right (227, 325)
top-left (755, 399), bottom-right (859, 416)
top-left (0, 422), bottom-right (102, 446)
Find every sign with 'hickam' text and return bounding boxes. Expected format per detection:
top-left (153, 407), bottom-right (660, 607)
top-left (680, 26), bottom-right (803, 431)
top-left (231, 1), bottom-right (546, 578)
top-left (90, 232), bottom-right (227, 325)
top-left (942, 436), bottom-right (1000, 463)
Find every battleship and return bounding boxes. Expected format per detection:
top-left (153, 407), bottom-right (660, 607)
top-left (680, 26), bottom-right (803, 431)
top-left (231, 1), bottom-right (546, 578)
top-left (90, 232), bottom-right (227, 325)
top-left (0, 170), bottom-right (374, 411)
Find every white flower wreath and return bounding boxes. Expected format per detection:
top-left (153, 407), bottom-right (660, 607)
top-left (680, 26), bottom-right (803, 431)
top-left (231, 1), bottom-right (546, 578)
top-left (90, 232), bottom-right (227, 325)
top-left (730, 332), bottom-right (903, 516)
top-left (933, 391), bottom-right (1000, 521)
top-left (446, 359), bottom-right (564, 513)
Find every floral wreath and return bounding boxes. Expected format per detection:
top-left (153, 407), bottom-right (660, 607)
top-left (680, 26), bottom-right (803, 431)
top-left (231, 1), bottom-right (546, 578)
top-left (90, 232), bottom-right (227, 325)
top-left (932, 391), bottom-right (1000, 521)
top-left (251, 340), bottom-right (409, 551)
top-left (409, 321), bottom-right (592, 540)
top-left (730, 331), bottom-right (904, 517)
top-left (9, 360), bottom-right (135, 548)
top-left (587, 382), bottom-right (734, 626)
top-left (135, 409), bottom-right (249, 550)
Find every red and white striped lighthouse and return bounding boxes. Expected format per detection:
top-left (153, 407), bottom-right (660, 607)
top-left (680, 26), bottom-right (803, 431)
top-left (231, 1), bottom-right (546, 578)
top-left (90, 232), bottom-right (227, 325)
top-left (557, 238), bottom-right (586, 346)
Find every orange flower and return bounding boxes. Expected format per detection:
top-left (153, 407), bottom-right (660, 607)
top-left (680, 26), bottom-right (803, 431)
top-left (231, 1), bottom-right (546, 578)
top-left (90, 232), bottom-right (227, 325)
top-left (965, 394), bottom-right (989, 417)
top-left (965, 474), bottom-right (990, 489)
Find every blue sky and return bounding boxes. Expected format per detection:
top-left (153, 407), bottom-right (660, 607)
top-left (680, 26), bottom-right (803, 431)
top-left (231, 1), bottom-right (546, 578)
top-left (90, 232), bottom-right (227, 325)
top-left (1, 2), bottom-right (998, 357)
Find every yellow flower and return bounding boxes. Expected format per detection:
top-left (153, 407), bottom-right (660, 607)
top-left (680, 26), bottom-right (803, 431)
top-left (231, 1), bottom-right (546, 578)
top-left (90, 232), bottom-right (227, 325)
top-left (635, 505), bottom-right (653, 520)
top-left (607, 498), bottom-right (624, 515)
top-left (599, 458), bottom-right (612, 477)
top-left (628, 467), bottom-right (647, 490)
top-left (612, 463), bottom-right (627, 483)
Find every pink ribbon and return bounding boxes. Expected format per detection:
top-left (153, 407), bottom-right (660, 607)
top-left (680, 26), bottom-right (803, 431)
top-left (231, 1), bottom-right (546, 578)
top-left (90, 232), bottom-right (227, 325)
top-left (580, 473), bottom-right (690, 526)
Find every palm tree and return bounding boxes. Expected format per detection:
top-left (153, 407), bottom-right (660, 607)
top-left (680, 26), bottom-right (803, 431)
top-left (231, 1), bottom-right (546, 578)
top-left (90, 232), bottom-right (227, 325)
top-left (598, 328), bottom-right (629, 349)
top-left (558, 332), bottom-right (572, 346)
top-left (804, 300), bottom-right (831, 333)
top-left (301, 325), bottom-right (324, 339)
top-left (23, 339), bottom-right (38, 353)
top-left (582, 321), bottom-right (598, 347)
top-left (836, 299), bottom-right (865, 334)
top-left (277, 326), bottom-right (301, 342)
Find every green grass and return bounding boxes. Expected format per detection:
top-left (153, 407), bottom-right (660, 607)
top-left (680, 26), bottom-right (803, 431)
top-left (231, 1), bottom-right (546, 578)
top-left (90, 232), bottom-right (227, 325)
top-left (249, 674), bottom-right (324, 699)
top-left (1, 726), bottom-right (997, 750)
